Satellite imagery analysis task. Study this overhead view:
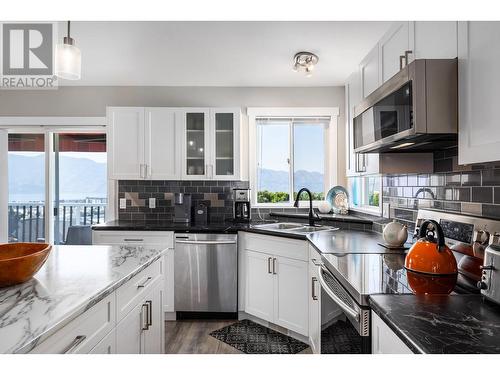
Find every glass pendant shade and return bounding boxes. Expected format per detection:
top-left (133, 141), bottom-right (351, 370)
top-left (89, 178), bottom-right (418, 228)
top-left (55, 42), bottom-right (81, 80)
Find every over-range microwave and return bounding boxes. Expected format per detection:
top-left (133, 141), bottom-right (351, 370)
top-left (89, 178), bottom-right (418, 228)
top-left (353, 59), bottom-right (458, 154)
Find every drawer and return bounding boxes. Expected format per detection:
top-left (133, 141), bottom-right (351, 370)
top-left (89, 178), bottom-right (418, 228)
top-left (92, 230), bottom-right (174, 248)
top-left (30, 294), bottom-right (115, 354)
top-left (116, 258), bottom-right (163, 321)
top-left (241, 232), bottom-right (308, 261)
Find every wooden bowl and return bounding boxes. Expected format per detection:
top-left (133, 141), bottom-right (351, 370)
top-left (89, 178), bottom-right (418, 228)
top-left (0, 243), bottom-right (52, 287)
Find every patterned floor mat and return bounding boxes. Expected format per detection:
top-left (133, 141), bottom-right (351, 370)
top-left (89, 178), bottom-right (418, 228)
top-left (321, 319), bottom-right (363, 354)
top-left (209, 319), bottom-right (309, 354)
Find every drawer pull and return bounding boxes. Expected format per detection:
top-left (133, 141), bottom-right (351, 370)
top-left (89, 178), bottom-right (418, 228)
top-left (146, 300), bottom-right (153, 327)
top-left (137, 276), bottom-right (153, 289)
top-left (62, 335), bottom-right (86, 354)
top-left (124, 238), bottom-right (144, 242)
top-left (141, 303), bottom-right (149, 331)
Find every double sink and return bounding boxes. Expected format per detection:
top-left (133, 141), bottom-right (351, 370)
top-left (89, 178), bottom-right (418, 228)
top-left (253, 222), bottom-right (338, 236)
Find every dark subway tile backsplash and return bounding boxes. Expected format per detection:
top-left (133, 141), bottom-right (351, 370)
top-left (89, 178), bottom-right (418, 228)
top-left (383, 147), bottom-right (500, 223)
top-left (118, 180), bottom-right (249, 222)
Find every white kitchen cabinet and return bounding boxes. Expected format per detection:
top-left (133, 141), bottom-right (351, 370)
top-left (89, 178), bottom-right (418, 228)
top-left (142, 280), bottom-right (165, 354)
top-left (92, 230), bottom-right (175, 315)
top-left (345, 71), bottom-right (380, 177)
top-left (89, 329), bottom-right (116, 354)
top-left (145, 108), bottom-right (181, 180)
top-left (107, 107), bottom-right (145, 180)
top-left (107, 107), bottom-right (180, 180)
top-left (116, 301), bottom-right (144, 354)
top-left (116, 278), bottom-right (164, 354)
top-left (379, 21), bottom-right (458, 84)
top-left (458, 21), bottom-right (500, 164)
top-left (379, 21), bottom-right (410, 83)
top-left (308, 246), bottom-right (321, 354)
top-left (241, 233), bottom-right (309, 336)
top-left (211, 108), bottom-right (241, 180)
top-left (180, 108), bottom-right (241, 180)
top-left (409, 21), bottom-right (457, 61)
top-left (360, 44), bottom-right (381, 98)
top-left (371, 312), bottom-right (413, 354)
top-left (274, 256), bottom-right (309, 335)
top-left (30, 293), bottom-right (116, 354)
top-left (244, 250), bottom-right (275, 323)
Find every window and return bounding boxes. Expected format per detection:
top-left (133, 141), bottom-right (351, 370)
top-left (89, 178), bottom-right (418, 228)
top-left (254, 116), bottom-right (330, 206)
top-left (348, 175), bottom-right (381, 214)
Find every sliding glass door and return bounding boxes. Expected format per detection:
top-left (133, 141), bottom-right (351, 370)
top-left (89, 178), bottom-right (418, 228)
top-left (7, 133), bottom-right (46, 243)
top-left (3, 129), bottom-right (107, 245)
top-left (52, 132), bottom-right (107, 244)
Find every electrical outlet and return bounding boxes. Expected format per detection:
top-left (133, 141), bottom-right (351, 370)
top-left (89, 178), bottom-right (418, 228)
top-left (119, 198), bottom-right (127, 209)
top-left (149, 197), bottom-right (156, 209)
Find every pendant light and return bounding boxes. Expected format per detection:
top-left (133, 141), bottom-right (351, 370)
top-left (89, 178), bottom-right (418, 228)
top-left (55, 21), bottom-right (81, 80)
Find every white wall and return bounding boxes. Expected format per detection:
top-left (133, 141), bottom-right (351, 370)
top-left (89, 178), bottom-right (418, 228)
top-left (0, 86), bottom-right (346, 186)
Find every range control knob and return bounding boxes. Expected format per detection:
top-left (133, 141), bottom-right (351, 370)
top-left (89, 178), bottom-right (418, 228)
top-left (477, 281), bottom-right (489, 290)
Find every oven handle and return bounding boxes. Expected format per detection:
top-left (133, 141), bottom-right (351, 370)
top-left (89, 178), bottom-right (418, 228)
top-left (317, 265), bottom-right (360, 322)
top-left (175, 240), bottom-right (237, 245)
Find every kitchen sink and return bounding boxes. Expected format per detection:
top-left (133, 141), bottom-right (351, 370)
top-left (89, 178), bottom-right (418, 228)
top-left (288, 225), bottom-right (335, 233)
top-left (253, 222), bottom-right (337, 235)
top-left (254, 222), bottom-right (304, 231)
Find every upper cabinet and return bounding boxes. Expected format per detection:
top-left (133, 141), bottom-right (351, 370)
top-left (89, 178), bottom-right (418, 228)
top-left (360, 44), bottom-right (381, 98)
top-left (379, 22), bottom-right (410, 83)
top-left (108, 106), bottom-right (242, 181)
top-left (378, 21), bottom-right (458, 85)
top-left (458, 22), bottom-right (500, 164)
top-left (108, 107), bottom-right (180, 180)
top-left (107, 107), bottom-right (146, 180)
top-left (180, 108), bottom-right (241, 180)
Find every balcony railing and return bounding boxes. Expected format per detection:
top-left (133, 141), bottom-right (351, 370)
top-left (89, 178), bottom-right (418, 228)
top-left (8, 202), bottom-right (106, 243)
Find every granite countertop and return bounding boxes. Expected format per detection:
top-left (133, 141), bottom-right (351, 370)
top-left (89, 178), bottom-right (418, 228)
top-left (0, 245), bottom-right (166, 354)
top-left (369, 294), bottom-right (500, 354)
top-left (307, 228), bottom-right (412, 255)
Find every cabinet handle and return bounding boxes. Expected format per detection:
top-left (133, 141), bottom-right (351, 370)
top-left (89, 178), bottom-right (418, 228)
top-left (399, 55), bottom-right (405, 70)
top-left (141, 303), bottom-right (149, 331)
top-left (137, 276), bottom-right (152, 289)
top-left (272, 258), bottom-right (277, 275)
top-left (146, 300), bottom-right (153, 327)
top-left (311, 277), bottom-right (318, 301)
top-left (62, 335), bottom-right (86, 354)
top-left (311, 258), bottom-right (324, 267)
top-left (267, 257), bottom-right (272, 274)
top-left (124, 238), bottom-right (144, 242)
top-left (145, 164), bottom-right (149, 179)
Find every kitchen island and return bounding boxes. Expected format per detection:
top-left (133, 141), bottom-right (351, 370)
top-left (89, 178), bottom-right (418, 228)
top-left (0, 244), bottom-right (166, 354)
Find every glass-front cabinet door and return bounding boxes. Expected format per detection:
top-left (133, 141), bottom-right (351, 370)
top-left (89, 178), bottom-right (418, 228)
top-left (182, 109), bottom-right (209, 179)
top-left (211, 109), bottom-right (240, 180)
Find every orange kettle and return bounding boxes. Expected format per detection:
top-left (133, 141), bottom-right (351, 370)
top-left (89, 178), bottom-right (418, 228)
top-left (405, 219), bottom-right (458, 294)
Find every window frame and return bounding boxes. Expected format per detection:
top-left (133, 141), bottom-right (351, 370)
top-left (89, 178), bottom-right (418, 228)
top-left (248, 107), bottom-right (339, 208)
top-left (347, 174), bottom-right (382, 215)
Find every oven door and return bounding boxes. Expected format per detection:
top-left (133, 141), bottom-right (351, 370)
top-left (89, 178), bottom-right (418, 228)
top-left (318, 264), bottom-right (370, 336)
top-left (317, 263), bottom-right (371, 354)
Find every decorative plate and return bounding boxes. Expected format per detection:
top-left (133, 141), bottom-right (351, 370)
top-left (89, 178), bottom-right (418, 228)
top-left (326, 186), bottom-right (349, 214)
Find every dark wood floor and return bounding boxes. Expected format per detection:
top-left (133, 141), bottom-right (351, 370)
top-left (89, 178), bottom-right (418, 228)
top-left (165, 320), bottom-right (312, 354)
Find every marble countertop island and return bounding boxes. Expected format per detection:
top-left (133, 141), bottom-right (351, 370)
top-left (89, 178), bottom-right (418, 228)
top-left (0, 245), bottom-right (166, 354)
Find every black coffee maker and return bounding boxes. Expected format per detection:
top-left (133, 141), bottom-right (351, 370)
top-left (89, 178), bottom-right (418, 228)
top-left (233, 189), bottom-right (251, 222)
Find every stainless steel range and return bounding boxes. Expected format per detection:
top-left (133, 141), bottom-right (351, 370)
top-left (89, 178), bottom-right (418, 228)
top-left (312, 209), bottom-right (500, 354)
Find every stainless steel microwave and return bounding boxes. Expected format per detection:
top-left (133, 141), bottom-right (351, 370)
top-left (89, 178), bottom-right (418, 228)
top-left (353, 59), bottom-right (458, 153)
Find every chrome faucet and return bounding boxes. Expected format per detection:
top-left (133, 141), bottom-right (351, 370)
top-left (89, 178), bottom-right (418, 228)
top-left (293, 188), bottom-right (319, 226)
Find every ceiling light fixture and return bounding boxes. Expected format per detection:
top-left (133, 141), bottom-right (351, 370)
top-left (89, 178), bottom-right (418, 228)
top-left (55, 21), bottom-right (81, 80)
top-left (292, 52), bottom-right (319, 77)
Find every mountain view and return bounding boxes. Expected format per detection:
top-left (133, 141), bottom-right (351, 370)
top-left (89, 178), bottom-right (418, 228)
top-left (8, 154), bottom-right (107, 202)
top-left (258, 168), bottom-right (324, 194)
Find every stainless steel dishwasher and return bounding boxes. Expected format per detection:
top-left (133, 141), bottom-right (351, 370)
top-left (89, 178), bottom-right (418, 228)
top-left (174, 233), bottom-right (237, 313)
